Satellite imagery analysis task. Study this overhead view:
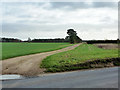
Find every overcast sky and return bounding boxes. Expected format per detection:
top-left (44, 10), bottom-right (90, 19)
top-left (1, 2), bottom-right (118, 40)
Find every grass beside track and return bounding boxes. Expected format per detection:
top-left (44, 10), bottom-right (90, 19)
top-left (41, 44), bottom-right (118, 72)
top-left (2, 43), bottom-right (72, 60)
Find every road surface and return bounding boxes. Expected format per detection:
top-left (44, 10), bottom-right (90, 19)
top-left (2, 67), bottom-right (119, 88)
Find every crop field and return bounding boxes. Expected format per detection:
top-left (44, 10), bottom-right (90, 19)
top-left (41, 44), bottom-right (118, 72)
top-left (1, 43), bottom-right (72, 60)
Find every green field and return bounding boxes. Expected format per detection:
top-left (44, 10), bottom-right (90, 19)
top-left (41, 44), bottom-right (118, 72)
top-left (2, 43), bottom-right (72, 60)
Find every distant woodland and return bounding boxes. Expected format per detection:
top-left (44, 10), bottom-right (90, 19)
top-left (1, 37), bottom-right (119, 44)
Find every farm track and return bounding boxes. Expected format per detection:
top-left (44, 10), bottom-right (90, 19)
top-left (1, 43), bottom-right (81, 76)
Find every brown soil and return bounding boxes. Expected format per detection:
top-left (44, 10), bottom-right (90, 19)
top-left (1, 43), bottom-right (81, 76)
top-left (94, 44), bottom-right (118, 49)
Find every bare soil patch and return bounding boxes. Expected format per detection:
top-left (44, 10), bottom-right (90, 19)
top-left (94, 44), bottom-right (118, 49)
top-left (1, 44), bottom-right (81, 76)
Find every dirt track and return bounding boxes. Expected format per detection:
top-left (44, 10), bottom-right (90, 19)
top-left (1, 44), bottom-right (81, 76)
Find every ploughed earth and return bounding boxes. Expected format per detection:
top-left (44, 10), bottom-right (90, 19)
top-left (94, 44), bottom-right (118, 49)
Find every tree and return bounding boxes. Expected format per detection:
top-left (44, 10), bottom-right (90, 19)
top-left (28, 37), bottom-right (31, 42)
top-left (66, 29), bottom-right (82, 44)
top-left (117, 38), bottom-right (119, 43)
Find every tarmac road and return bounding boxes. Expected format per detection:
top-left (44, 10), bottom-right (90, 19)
top-left (2, 67), bottom-right (119, 88)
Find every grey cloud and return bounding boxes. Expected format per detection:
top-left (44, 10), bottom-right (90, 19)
top-left (2, 2), bottom-right (118, 40)
top-left (93, 2), bottom-right (117, 8)
top-left (2, 23), bottom-right (33, 33)
top-left (2, 2), bottom-right (117, 19)
top-left (2, 23), bottom-right (65, 33)
top-left (50, 2), bottom-right (117, 10)
top-left (2, 22), bottom-right (117, 40)
top-left (2, 22), bottom-right (117, 33)
top-left (50, 2), bottom-right (87, 9)
top-left (2, 2), bottom-right (41, 17)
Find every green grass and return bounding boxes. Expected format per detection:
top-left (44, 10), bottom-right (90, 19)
top-left (1, 42), bottom-right (72, 60)
top-left (41, 44), bottom-right (118, 72)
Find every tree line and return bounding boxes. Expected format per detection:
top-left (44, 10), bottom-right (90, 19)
top-left (1, 29), bottom-right (119, 44)
top-left (31, 38), bottom-right (69, 43)
top-left (0, 38), bottom-right (68, 43)
top-left (83, 39), bottom-right (119, 44)
top-left (1, 38), bottom-right (22, 42)
top-left (1, 37), bottom-right (119, 44)
top-left (1, 29), bottom-right (82, 43)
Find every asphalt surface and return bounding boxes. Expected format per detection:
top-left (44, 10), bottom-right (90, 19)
top-left (2, 67), bottom-right (119, 88)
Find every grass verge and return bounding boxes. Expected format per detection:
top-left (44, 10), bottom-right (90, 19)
top-left (41, 44), bottom-right (119, 72)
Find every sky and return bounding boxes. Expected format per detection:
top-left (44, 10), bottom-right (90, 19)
top-left (1, 1), bottom-right (118, 40)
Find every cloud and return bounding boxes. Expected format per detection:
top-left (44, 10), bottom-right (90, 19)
top-left (1, 2), bottom-right (118, 40)
top-left (50, 2), bottom-right (117, 10)
top-left (2, 3), bottom-right (117, 25)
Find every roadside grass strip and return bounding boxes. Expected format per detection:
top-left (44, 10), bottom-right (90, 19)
top-left (41, 44), bottom-right (119, 72)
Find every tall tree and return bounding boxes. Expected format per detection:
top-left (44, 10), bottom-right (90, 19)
top-left (66, 29), bottom-right (82, 44)
top-left (28, 37), bottom-right (31, 42)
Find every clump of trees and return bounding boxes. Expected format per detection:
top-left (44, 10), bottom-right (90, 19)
top-left (65, 29), bottom-right (82, 44)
